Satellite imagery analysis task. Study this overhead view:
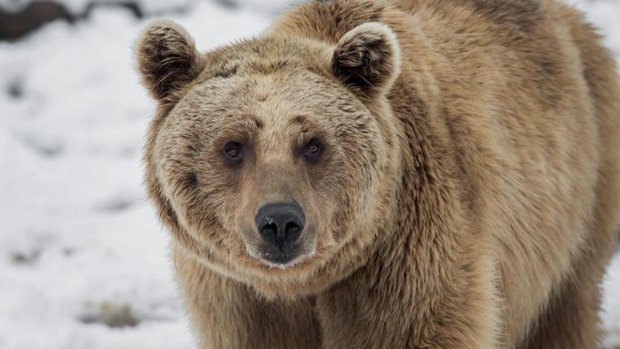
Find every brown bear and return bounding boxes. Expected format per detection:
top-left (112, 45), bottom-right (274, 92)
top-left (135, 0), bottom-right (620, 348)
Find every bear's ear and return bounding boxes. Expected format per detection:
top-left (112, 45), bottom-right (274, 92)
top-left (332, 22), bottom-right (401, 97)
top-left (135, 20), bottom-right (204, 100)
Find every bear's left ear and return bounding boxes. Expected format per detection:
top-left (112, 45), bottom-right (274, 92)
top-left (332, 22), bottom-right (401, 97)
top-left (135, 20), bottom-right (205, 101)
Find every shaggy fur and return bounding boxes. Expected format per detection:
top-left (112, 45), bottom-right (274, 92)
top-left (136, 0), bottom-right (620, 348)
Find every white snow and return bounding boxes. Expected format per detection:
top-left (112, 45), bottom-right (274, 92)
top-left (0, 0), bottom-right (195, 15)
top-left (0, 1), bottom-right (619, 348)
top-left (0, 0), bottom-right (297, 15)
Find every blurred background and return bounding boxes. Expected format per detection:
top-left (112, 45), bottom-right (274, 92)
top-left (0, 0), bottom-right (618, 348)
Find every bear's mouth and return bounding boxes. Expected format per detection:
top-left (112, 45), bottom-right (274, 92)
top-left (245, 242), bottom-right (315, 269)
top-left (262, 250), bottom-right (300, 265)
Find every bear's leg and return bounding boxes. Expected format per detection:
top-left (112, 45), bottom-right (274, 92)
top-left (175, 248), bottom-right (321, 349)
top-left (518, 236), bottom-right (613, 349)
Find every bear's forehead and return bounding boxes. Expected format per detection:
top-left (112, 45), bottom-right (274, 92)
top-left (181, 73), bottom-right (346, 122)
top-left (200, 35), bottom-right (332, 79)
top-left (168, 35), bottom-right (370, 133)
top-left (169, 69), bottom-right (370, 143)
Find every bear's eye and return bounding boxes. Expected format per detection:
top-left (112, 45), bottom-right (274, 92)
top-left (223, 141), bottom-right (243, 164)
top-left (303, 139), bottom-right (322, 161)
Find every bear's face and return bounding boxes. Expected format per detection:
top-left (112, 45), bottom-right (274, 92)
top-left (137, 20), bottom-right (401, 295)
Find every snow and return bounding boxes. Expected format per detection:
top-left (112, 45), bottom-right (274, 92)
top-left (0, 0), bottom-right (296, 15)
top-left (0, 0), bottom-right (195, 15)
top-left (0, 1), bottom-right (619, 348)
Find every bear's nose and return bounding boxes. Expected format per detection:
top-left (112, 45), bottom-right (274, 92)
top-left (255, 202), bottom-right (305, 250)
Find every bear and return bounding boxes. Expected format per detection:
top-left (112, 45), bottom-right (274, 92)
top-left (135, 0), bottom-right (620, 347)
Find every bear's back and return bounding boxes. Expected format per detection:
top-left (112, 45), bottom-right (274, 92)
top-left (271, 0), bottom-right (620, 344)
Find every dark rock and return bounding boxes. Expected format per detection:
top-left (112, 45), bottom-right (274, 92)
top-left (79, 303), bottom-right (141, 328)
top-left (11, 248), bottom-right (41, 265)
top-left (0, 1), bottom-right (74, 42)
top-left (7, 79), bottom-right (24, 98)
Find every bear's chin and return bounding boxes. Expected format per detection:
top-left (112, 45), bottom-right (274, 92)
top-left (244, 243), bottom-right (317, 270)
top-left (215, 245), bottom-right (338, 298)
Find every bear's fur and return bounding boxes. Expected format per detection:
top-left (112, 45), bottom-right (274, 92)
top-left (136, 0), bottom-right (620, 347)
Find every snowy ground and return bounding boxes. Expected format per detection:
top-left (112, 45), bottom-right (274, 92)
top-left (0, 1), bottom-right (619, 348)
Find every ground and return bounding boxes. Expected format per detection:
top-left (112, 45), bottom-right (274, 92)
top-left (0, 0), bottom-right (618, 348)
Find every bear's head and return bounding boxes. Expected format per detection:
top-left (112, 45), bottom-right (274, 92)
top-left (137, 20), bottom-right (402, 297)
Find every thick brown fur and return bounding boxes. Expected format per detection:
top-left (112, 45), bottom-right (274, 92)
top-left (136, 0), bottom-right (620, 348)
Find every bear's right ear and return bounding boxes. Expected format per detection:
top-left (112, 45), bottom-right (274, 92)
top-left (332, 22), bottom-right (401, 98)
top-left (135, 20), bottom-right (204, 100)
